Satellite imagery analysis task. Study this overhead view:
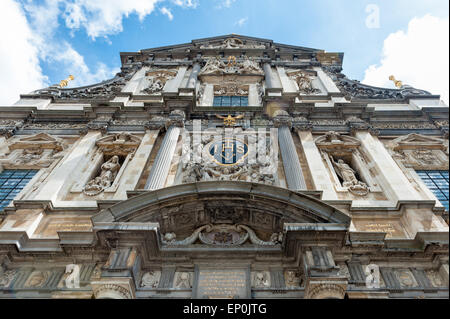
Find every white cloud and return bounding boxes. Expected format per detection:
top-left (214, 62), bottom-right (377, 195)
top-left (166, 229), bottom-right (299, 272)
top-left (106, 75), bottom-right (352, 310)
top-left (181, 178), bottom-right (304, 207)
top-left (235, 17), bottom-right (248, 27)
top-left (160, 7), bottom-right (174, 20)
top-left (172, 0), bottom-right (198, 8)
top-left (363, 15), bottom-right (449, 105)
top-left (216, 0), bottom-right (236, 9)
top-left (0, 0), bottom-right (48, 105)
top-left (61, 0), bottom-right (162, 39)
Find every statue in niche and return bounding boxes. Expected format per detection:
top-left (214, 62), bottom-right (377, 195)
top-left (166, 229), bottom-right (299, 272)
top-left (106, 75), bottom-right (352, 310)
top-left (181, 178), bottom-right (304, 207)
top-left (331, 156), bottom-right (369, 196)
top-left (83, 155), bottom-right (121, 196)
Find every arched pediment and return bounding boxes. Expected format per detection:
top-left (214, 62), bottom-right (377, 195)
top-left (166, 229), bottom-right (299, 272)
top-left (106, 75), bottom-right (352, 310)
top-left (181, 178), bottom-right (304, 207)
top-left (92, 182), bottom-right (350, 237)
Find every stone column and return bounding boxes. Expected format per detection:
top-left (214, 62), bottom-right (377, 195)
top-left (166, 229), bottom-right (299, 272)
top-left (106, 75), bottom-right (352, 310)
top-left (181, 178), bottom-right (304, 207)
top-left (145, 111), bottom-right (185, 190)
top-left (274, 111), bottom-right (306, 190)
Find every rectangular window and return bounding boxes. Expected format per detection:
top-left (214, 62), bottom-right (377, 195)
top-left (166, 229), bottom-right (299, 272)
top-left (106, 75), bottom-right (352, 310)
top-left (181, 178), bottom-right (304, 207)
top-left (0, 169), bottom-right (38, 211)
top-left (416, 170), bottom-right (449, 211)
top-left (213, 96), bottom-right (249, 107)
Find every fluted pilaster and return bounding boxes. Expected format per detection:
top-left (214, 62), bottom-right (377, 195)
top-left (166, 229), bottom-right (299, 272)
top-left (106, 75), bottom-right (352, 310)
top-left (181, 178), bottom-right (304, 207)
top-left (278, 125), bottom-right (306, 190)
top-left (144, 125), bottom-right (181, 190)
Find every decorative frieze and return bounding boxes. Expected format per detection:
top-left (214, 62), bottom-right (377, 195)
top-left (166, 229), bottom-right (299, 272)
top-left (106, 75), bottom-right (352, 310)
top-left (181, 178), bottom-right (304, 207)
top-left (199, 56), bottom-right (264, 76)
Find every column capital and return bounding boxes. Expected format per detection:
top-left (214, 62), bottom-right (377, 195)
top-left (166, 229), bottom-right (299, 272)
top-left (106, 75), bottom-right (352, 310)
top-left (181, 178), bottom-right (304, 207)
top-left (166, 110), bottom-right (186, 128)
top-left (273, 110), bottom-right (292, 128)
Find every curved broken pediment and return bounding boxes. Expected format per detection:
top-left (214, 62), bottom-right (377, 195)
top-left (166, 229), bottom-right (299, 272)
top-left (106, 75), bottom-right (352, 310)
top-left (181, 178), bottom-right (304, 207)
top-left (92, 182), bottom-right (350, 235)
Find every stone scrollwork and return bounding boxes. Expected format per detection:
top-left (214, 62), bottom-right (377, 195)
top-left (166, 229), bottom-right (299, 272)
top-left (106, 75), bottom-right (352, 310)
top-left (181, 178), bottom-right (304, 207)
top-left (30, 65), bottom-right (139, 101)
top-left (162, 224), bottom-right (282, 247)
top-left (323, 66), bottom-right (431, 100)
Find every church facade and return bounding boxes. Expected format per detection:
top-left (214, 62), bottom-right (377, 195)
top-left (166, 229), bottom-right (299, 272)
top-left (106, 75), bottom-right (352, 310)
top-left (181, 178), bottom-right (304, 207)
top-left (0, 35), bottom-right (448, 299)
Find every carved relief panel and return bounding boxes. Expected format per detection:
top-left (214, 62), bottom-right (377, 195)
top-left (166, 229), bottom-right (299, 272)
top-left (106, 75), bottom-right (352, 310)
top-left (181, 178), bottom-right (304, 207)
top-left (286, 70), bottom-right (321, 95)
top-left (386, 133), bottom-right (449, 170)
top-left (315, 131), bottom-right (381, 196)
top-left (179, 127), bottom-right (278, 186)
top-left (385, 133), bottom-right (449, 194)
top-left (0, 133), bottom-right (66, 169)
top-left (139, 68), bottom-right (178, 95)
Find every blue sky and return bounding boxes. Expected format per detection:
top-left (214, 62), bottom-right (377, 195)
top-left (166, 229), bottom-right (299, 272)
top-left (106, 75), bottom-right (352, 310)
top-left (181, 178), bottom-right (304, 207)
top-left (0, 0), bottom-right (448, 104)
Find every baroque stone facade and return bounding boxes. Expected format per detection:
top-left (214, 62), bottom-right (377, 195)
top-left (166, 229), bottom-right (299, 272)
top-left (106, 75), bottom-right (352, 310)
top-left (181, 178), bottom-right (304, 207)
top-left (0, 35), bottom-right (448, 299)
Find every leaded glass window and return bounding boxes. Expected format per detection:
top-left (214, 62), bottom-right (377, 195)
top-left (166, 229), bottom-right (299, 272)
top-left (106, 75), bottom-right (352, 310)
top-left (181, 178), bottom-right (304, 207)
top-left (416, 170), bottom-right (449, 211)
top-left (0, 170), bottom-right (38, 211)
top-left (213, 96), bottom-right (249, 107)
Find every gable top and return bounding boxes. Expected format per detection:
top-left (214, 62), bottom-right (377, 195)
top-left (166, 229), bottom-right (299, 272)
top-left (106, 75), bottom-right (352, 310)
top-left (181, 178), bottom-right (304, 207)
top-left (120, 34), bottom-right (343, 66)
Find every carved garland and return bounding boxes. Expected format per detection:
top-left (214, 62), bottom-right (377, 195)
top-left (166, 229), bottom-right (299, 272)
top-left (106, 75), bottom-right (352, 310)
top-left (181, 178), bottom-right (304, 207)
top-left (161, 224), bottom-right (283, 246)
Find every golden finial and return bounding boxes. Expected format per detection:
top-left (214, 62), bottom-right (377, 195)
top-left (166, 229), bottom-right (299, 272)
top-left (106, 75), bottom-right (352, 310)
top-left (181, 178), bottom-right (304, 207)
top-left (389, 75), bottom-right (403, 88)
top-left (216, 114), bottom-right (244, 127)
top-left (59, 75), bottom-right (75, 88)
